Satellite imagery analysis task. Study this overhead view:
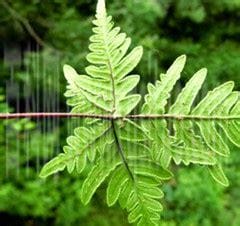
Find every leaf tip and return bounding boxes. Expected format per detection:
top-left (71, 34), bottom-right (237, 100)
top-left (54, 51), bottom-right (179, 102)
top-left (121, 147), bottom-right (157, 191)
top-left (63, 64), bottom-right (78, 83)
top-left (63, 64), bottom-right (72, 72)
top-left (106, 195), bottom-right (114, 207)
top-left (200, 67), bottom-right (208, 74)
top-left (178, 54), bottom-right (187, 64)
top-left (228, 81), bottom-right (235, 89)
top-left (96, 0), bottom-right (106, 15)
top-left (39, 168), bottom-right (48, 179)
top-left (80, 193), bottom-right (90, 206)
top-left (196, 67), bottom-right (208, 80)
top-left (137, 46), bottom-right (144, 57)
top-left (209, 165), bottom-right (230, 187)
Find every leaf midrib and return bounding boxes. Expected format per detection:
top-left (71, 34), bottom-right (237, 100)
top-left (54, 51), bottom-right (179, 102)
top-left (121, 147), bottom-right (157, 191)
top-left (101, 15), bottom-right (117, 114)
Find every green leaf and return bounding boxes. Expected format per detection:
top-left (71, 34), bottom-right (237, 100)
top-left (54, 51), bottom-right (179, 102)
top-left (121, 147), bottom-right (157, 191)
top-left (39, 154), bottom-right (66, 178)
top-left (215, 92), bottom-right (240, 147)
top-left (142, 54), bottom-right (238, 190)
top-left (169, 68), bottom-right (207, 151)
top-left (115, 94), bottom-right (141, 116)
top-left (208, 164), bottom-right (229, 187)
top-left (170, 68), bottom-right (207, 115)
top-left (129, 159), bottom-right (173, 180)
top-left (116, 75), bottom-right (140, 99)
top-left (192, 82), bottom-right (234, 115)
top-left (63, 3), bottom-right (142, 116)
top-left (114, 46), bottom-right (143, 80)
top-left (192, 83), bottom-right (234, 157)
top-left (141, 55), bottom-right (187, 168)
top-left (107, 166), bottom-right (129, 206)
top-left (142, 54), bottom-right (186, 114)
top-left (171, 146), bottom-right (216, 165)
top-left (81, 144), bottom-right (121, 205)
top-left (118, 175), bottom-right (165, 226)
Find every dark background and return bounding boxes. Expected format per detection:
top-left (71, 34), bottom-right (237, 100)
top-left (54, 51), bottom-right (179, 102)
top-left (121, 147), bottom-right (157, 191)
top-left (0, 0), bottom-right (240, 225)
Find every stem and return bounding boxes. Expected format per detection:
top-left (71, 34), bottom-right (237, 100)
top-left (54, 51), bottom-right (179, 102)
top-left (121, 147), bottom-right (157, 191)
top-left (111, 119), bottom-right (134, 180)
top-left (1, 112), bottom-right (240, 121)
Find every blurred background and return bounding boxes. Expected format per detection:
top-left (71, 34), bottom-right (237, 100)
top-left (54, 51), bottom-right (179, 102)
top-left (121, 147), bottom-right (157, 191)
top-left (0, 0), bottom-right (240, 225)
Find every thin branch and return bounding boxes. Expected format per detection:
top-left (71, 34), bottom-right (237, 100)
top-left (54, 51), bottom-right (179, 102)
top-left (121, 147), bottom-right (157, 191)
top-left (1, 1), bottom-right (52, 49)
top-left (1, 112), bottom-right (240, 121)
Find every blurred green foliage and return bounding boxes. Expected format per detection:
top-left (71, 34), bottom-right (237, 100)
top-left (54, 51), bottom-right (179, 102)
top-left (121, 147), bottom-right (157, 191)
top-left (0, 0), bottom-right (240, 225)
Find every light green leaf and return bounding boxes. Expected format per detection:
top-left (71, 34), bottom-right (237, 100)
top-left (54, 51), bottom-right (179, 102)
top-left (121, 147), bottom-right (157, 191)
top-left (114, 46), bottom-right (143, 80)
top-left (192, 82), bottom-right (234, 115)
top-left (170, 68), bottom-right (207, 114)
top-left (107, 166), bottom-right (129, 206)
top-left (81, 144), bottom-right (121, 205)
top-left (129, 159), bottom-right (173, 180)
top-left (208, 164), bottom-right (229, 187)
top-left (142, 54), bottom-right (186, 114)
top-left (171, 146), bottom-right (216, 165)
top-left (115, 94), bottom-right (141, 116)
top-left (39, 154), bottom-right (66, 178)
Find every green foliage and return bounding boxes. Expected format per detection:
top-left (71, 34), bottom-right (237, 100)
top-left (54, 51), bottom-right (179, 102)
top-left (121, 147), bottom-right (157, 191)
top-left (1, 0), bottom-right (240, 225)
top-left (40, 1), bottom-right (240, 225)
top-left (41, 2), bottom-right (171, 225)
top-left (142, 55), bottom-right (240, 187)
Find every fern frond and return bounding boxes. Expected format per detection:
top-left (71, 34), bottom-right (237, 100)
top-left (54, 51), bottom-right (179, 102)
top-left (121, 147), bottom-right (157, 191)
top-left (103, 144), bottom-right (172, 226)
top-left (143, 55), bottom-right (240, 185)
top-left (116, 160), bottom-right (172, 226)
top-left (39, 0), bottom-right (240, 225)
top-left (65, 0), bottom-right (143, 116)
top-left (41, 0), bottom-right (145, 177)
top-left (40, 1), bottom-right (169, 225)
top-left (40, 121), bottom-right (112, 177)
